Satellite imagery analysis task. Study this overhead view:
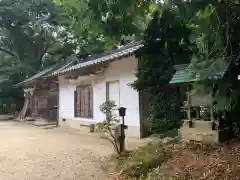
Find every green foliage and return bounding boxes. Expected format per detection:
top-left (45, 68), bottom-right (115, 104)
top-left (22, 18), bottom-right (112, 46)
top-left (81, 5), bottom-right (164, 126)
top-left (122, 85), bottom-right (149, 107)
top-left (55, 0), bottom-right (109, 53)
top-left (132, 8), bottom-right (190, 92)
top-left (0, 0), bottom-right (76, 76)
top-left (152, 129), bottom-right (179, 139)
top-left (99, 100), bottom-right (119, 125)
top-left (97, 101), bottom-right (120, 154)
top-left (149, 88), bottom-right (182, 134)
top-left (131, 0), bottom-right (240, 136)
top-left (187, 0), bottom-right (240, 112)
top-left (113, 142), bottom-right (166, 179)
top-left (170, 0), bottom-right (240, 137)
top-left (55, 0), bottom-right (153, 52)
top-left (0, 79), bottom-right (24, 113)
top-left (0, 0), bottom-right (76, 112)
top-left (132, 5), bottom-right (190, 134)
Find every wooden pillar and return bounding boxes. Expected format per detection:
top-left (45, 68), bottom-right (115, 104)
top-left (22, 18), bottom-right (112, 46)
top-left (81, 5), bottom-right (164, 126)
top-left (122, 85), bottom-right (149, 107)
top-left (210, 106), bottom-right (214, 122)
top-left (187, 92), bottom-right (193, 128)
top-left (196, 107), bottom-right (200, 120)
top-left (139, 90), bottom-right (151, 138)
top-left (210, 105), bottom-right (217, 130)
top-left (187, 93), bottom-right (191, 121)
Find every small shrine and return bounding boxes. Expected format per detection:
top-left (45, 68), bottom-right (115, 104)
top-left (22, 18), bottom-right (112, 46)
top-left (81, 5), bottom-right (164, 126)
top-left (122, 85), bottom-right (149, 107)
top-left (169, 63), bottom-right (230, 143)
top-left (180, 90), bottom-right (219, 143)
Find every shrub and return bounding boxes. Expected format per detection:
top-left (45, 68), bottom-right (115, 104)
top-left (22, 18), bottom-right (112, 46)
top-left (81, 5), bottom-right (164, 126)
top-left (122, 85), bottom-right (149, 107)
top-left (97, 101), bottom-right (121, 154)
top-left (158, 129), bottom-right (179, 139)
top-left (119, 142), bottom-right (167, 178)
top-left (149, 89), bottom-right (183, 135)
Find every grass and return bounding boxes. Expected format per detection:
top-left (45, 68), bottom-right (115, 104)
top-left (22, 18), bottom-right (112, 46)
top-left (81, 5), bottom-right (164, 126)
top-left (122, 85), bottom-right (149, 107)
top-left (107, 142), bottom-right (167, 179)
top-left (151, 128), bottom-right (179, 139)
top-left (107, 139), bottom-right (240, 180)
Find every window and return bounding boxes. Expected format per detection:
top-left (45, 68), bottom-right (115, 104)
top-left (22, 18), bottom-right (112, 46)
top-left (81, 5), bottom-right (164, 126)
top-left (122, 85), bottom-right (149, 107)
top-left (106, 80), bottom-right (120, 105)
top-left (75, 85), bottom-right (93, 118)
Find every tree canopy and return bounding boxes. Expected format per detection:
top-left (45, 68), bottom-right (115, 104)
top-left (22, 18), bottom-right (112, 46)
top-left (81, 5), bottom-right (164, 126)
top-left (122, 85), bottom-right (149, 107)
top-left (130, 0), bottom-right (240, 133)
top-left (1, 0), bottom-right (240, 132)
top-left (0, 0), bottom-right (76, 112)
top-left (55, 0), bottom-right (153, 52)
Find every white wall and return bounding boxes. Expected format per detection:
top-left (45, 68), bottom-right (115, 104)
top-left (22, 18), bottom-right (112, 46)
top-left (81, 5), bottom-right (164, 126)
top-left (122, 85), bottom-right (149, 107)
top-left (58, 56), bottom-right (140, 137)
top-left (58, 77), bottom-right (75, 120)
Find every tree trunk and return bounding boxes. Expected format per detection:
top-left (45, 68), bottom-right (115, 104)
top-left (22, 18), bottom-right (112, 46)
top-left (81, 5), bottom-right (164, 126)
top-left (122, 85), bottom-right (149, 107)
top-left (18, 92), bottom-right (30, 120)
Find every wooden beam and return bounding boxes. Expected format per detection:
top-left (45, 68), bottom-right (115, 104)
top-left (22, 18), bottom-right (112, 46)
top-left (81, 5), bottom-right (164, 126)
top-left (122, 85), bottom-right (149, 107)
top-left (187, 93), bottom-right (192, 121)
top-left (210, 106), bottom-right (214, 122)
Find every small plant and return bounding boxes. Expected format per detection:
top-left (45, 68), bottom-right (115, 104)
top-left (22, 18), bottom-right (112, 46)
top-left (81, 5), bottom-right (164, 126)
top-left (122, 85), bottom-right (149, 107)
top-left (109, 142), bottom-right (166, 179)
top-left (122, 142), bottom-right (166, 178)
top-left (89, 124), bottom-right (95, 132)
top-left (157, 129), bottom-right (179, 139)
top-left (97, 101), bottom-right (121, 154)
top-left (148, 89), bottom-right (182, 135)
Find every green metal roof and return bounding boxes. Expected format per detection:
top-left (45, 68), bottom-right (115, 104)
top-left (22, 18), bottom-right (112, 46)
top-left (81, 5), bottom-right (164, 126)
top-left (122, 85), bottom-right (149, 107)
top-left (169, 61), bottom-right (230, 84)
top-left (169, 64), bottom-right (200, 84)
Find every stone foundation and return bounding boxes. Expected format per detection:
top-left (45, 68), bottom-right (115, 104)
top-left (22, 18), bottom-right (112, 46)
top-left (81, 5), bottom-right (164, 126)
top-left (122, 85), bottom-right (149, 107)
top-left (58, 118), bottom-right (140, 138)
top-left (180, 120), bottom-right (219, 143)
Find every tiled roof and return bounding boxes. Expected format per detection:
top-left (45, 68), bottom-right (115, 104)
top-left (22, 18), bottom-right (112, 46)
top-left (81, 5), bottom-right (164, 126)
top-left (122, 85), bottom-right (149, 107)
top-left (16, 57), bottom-right (78, 86)
top-left (59, 41), bottom-right (143, 74)
top-left (16, 41), bottom-right (143, 86)
top-left (45, 56), bottom-right (78, 77)
top-left (16, 67), bottom-right (54, 86)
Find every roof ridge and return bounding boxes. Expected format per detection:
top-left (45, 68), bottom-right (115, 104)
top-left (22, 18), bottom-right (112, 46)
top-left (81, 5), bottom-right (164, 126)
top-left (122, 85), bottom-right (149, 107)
top-left (58, 41), bottom-right (144, 75)
top-left (16, 57), bottom-right (78, 86)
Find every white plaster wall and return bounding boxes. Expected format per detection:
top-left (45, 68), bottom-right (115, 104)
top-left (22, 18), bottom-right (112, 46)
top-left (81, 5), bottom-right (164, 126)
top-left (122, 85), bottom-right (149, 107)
top-left (58, 77), bottom-right (75, 120)
top-left (58, 56), bottom-right (140, 137)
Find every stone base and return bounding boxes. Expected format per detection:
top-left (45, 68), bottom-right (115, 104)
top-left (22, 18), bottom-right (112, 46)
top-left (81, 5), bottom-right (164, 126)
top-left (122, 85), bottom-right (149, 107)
top-left (58, 118), bottom-right (140, 138)
top-left (180, 120), bottom-right (219, 143)
top-left (25, 117), bottom-right (57, 126)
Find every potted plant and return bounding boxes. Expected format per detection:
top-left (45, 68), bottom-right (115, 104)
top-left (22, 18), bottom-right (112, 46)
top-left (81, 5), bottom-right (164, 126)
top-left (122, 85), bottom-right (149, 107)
top-left (89, 124), bottom-right (95, 133)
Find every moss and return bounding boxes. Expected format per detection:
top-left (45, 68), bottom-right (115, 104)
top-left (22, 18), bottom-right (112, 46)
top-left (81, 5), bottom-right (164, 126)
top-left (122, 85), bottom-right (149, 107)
top-left (114, 142), bottom-right (167, 178)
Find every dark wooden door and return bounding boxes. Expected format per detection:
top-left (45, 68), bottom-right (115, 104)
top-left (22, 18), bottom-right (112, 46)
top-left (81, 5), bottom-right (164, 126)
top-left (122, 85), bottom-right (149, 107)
top-left (48, 91), bottom-right (58, 122)
top-left (75, 85), bottom-right (93, 118)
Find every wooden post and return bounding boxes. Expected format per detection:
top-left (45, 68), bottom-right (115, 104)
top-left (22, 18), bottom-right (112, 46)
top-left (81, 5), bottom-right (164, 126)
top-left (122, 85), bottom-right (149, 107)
top-left (210, 106), bottom-right (214, 122)
top-left (187, 92), bottom-right (193, 128)
top-left (196, 107), bottom-right (200, 120)
top-left (210, 105), bottom-right (217, 130)
top-left (187, 93), bottom-right (191, 120)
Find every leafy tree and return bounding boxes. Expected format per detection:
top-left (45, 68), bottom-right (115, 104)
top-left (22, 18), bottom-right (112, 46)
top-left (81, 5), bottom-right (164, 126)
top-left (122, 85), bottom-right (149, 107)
top-left (187, 1), bottom-right (240, 110)
top-left (55, 0), bottom-right (152, 52)
top-left (0, 0), bottom-right (76, 76)
top-left (0, 0), bottom-right (76, 113)
top-left (132, 2), bottom-right (192, 134)
top-left (186, 0), bottom-right (240, 138)
top-left (97, 101), bottom-right (121, 154)
top-left (129, 0), bottom-right (240, 137)
top-left (56, 0), bottom-right (193, 134)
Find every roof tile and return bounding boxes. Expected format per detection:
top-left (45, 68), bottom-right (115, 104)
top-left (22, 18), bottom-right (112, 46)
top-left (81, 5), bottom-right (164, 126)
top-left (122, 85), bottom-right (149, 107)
top-left (59, 41), bottom-right (143, 74)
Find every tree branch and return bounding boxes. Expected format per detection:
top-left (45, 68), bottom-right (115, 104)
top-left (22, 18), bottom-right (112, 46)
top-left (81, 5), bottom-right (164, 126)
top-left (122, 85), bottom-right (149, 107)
top-left (107, 126), bottom-right (120, 154)
top-left (106, 137), bottom-right (120, 154)
top-left (39, 42), bottom-right (49, 62)
top-left (0, 47), bottom-right (18, 58)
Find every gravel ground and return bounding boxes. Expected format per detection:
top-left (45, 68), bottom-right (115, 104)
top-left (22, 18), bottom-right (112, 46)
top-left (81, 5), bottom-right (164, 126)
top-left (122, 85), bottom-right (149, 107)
top-left (0, 121), bottom-right (113, 180)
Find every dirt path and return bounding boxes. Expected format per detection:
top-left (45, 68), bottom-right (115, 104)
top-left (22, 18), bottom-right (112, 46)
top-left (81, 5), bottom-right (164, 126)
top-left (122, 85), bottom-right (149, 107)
top-left (0, 121), bottom-right (113, 180)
